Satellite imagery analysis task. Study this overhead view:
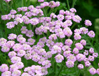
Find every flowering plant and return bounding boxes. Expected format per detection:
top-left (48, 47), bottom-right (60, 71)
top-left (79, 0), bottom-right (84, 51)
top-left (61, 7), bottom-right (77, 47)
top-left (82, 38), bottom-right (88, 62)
top-left (0, 0), bottom-right (99, 76)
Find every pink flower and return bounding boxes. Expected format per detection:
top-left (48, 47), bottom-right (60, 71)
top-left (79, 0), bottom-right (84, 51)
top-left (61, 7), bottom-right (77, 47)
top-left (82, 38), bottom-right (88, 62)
top-left (21, 73), bottom-right (31, 76)
top-left (15, 62), bottom-right (24, 69)
top-left (12, 70), bottom-right (21, 76)
top-left (85, 20), bottom-right (92, 26)
top-left (42, 60), bottom-right (51, 68)
top-left (0, 38), bottom-right (7, 46)
top-left (10, 64), bottom-right (18, 71)
top-left (11, 56), bottom-right (21, 63)
top-left (65, 15), bottom-right (72, 20)
top-left (6, 22), bottom-right (15, 29)
top-left (10, 9), bottom-right (17, 14)
top-left (8, 51), bottom-right (16, 58)
top-left (96, 69), bottom-right (99, 75)
top-left (70, 8), bottom-right (77, 13)
top-left (67, 54), bottom-right (76, 62)
top-left (32, 54), bottom-right (40, 62)
top-left (1, 44), bottom-right (10, 52)
top-left (49, 34), bottom-right (57, 40)
top-left (55, 54), bottom-right (64, 63)
top-left (88, 55), bottom-right (94, 61)
top-left (17, 50), bottom-right (26, 57)
top-left (74, 33), bottom-right (81, 40)
top-left (26, 30), bottom-right (34, 37)
top-left (41, 67), bottom-right (48, 75)
top-left (21, 26), bottom-right (28, 34)
top-left (87, 30), bottom-right (95, 38)
top-left (6, 41), bottom-right (15, 48)
top-left (0, 64), bottom-right (9, 72)
top-left (27, 38), bottom-right (35, 45)
top-left (75, 43), bottom-right (83, 50)
top-left (1, 71), bottom-right (11, 76)
top-left (89, 67), bottom-right (96, 75)
top-left (24, 53), bottom-right (32, 60)
top-left (57, 14), bottom-right (64, 21)
top-left (66, 60), bottom-right (74, 68)
top-left (80, 27), bottom-right (88, 34)
top-left (76, 54), bottom-right (85, 62)
top-left (13, 43), bottom-right (22, 51)
top-left (38, 0), bottom-right (44, 2)
top-left (62, 45), bottom-right (71, 51)
top-left (78, 64), bottom-right (84, 69)
top-left (59, 10), bottom-right (65, 15)
top-left (84, 50), bottom-right (88, 56)
top-left (8, 33), bottom-right (17, 40)
top-left (51, 45), bottom-right (61, 54)
top-left (1, 15), bottom-right (8, 20)
top-left (72, 15), bottom-right (82, 23)
top-left (93, 53), bottom-right (98, 58)
top-left (30, 18), bottom-right (39, 25)
top-left (89, 48), bottom-right (94, 54)
top-left (63, 51), bottom-right (71, 57)
top-left (4, 0), bottom-right (11, 3)
top-left (65, 20), bottom-right (72, 26)
top-left (73, 48), bottom-right (79, 54)
top-left (80, 39), bottom-right (86, 46)
top-left (63, 27), bottom-right (72, 37)
top-left (85, 61), bottom-right (91, 67)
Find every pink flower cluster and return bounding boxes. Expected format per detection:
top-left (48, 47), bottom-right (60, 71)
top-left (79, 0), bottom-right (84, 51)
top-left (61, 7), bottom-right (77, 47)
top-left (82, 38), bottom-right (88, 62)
top-left (0, 0), bottom-right (98, 76)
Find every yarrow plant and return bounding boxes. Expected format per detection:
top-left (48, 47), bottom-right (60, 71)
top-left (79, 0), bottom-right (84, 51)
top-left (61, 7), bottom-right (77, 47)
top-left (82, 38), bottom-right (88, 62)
top-left (0, 0), bottom-right (99, 76)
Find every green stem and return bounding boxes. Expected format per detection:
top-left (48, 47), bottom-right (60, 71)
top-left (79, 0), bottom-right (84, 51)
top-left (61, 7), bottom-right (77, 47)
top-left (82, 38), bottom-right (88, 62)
top-left (56, 62), bottom-right (64, 76)
top-left (72, 0), bottom-right (77, 8)
top-left (71, 22), bottom-right (76, 29)
top-left (66, 0), bottom-right (70, 9)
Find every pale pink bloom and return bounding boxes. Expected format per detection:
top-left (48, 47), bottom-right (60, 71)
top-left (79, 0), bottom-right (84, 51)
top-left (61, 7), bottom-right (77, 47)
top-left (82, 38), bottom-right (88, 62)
top-left (80, 39), bottom-right (86, 46)
top-left (72, 15), bottom-right (82, 23)
top-left (67, 54), bottom-right (76, 62)
top-left (26, 30), bottom-right (34, 37)
top-left (8, 33), bottom-right (17, 40)
top-left (85, 20), bottom-right (92, 26)
top-left (74, 33), bottom-right (81, 40)
top-left (0, 38), bottom-right (7, 46)
top-left (70, 8), bottom-right (77, 13)
top-left (11, 56), bottom-right (21, 63)
top-left (1, 71), bottom-right (11, 76)
top-left (66, 60), bottom-right (74, 68)
top-left (1, 15), bottom-right (8, 20)
top-left (0, 64), bottom-right (8, 72)
top-left (55, 54), bottom-right (64, 63)
top-left (87, 30), bottom-right (95, 38)
top-left (13, 43), bottom-right (22, 51)
top-left (78, 64), bottom-right (84, 69)
top-left (85, 61), bottom-right (91, 67)
top-left (24, 53), bottom-right (32, 60)
top-left (15, 62), bottom-right (24, 69)
top-left (76, 54), bottom-right (85, 62)
top-left (89, 67), bottom-right (96, 75)
top-left (63, 51), bottom-right (71, 57)
top-left (80, 27), bottom-right (88, 34)
top-left (42, 60), bottom-right (51, 68)
top-left (17, 50), bottom-right (26, 57)
top-left (75, 43), bottom-right (83, 50)
top-left (21, 73), bottom-right (31, 76)
top-left (73, 48), bottom-right (79, 54)
top-left (21, 26), bottom-right (28, 34)
top-left (12, 70), bottom-right (21, 76)
top-left (88, 55), bottom-right (94, 61)
top-left (8, 51), bottom-right (16, 58)
top-left (6, 22), bottom-right (15, 29)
